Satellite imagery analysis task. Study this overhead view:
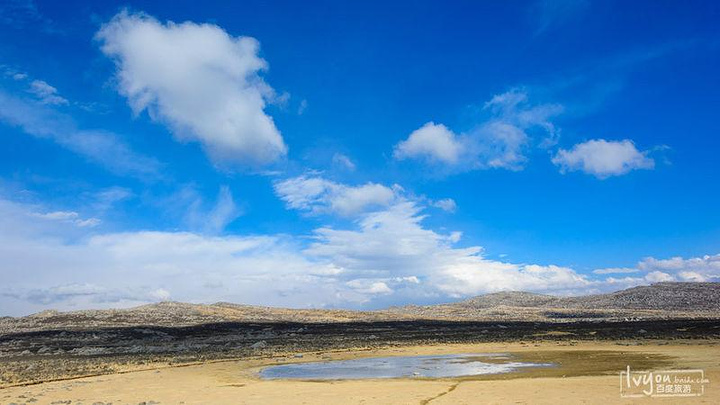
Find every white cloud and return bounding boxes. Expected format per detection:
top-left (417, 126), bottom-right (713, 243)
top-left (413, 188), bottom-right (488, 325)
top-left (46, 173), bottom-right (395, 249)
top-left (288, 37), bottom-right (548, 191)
top-left (3, 283), bottom-right (170, 305)
top-left (592, 267), bottom-right (639, 275)
top-left (183, 185), bottom-right (242, 234)
top-left (32, 210), bottom-right (101, 228)
top-left (331, 153), bottom-right (356, 171)
top-left (644, 271), bottom-right (675, 283)
top-left (0, 89), bottom-right (161, 178)
top-left (479, 121), bottom-right (529, 170)
top-left (597, 254), bottom-right (720, 287)
top-left (393, 90), bottom-right (562, 172)
top-left (28, 79), bottom-right (68, 105)
top-left (1, 186), bottom-right (716, 316)
top-left (34, 211), bottom-right (80, 221)
top-left (552, 139), bottom-right (654, 178)
top-left (440, 263), bottom-right (591, 297)
top-left (96, 11), bottom-right (287, 166)
top-left (393, 122), bottom-right (466, 165)
top-left (92, 187), bottom-right (134, 212)
top-left (298, 99), bottom-right (308, 115)
top-left (1, 65), bottom-right (29, 81)
top-left (1, 193), bottom-right (594, 314)
top-left (678, 271), bottom-right (708, 282)
top-left (346, 279), bottom-right (393, 295)
top-left (479, 90), bottom-right (563, 169)
top-left (306, 202), bottom-right (457, 279)
top-left (75, 218), bottom-right (102, 228)
top-left (638, 254), bottom-right (720, 281)
top-left (206, 186), bottom-right (240, 233)
top-left (304, 201), bottom-right (593, 298)
top-left (274, 175), bottom-right (398, 217)
top-left (431, 198), bottom-right (457, 213)
top-left (0, 197), bottom-right (352, 315)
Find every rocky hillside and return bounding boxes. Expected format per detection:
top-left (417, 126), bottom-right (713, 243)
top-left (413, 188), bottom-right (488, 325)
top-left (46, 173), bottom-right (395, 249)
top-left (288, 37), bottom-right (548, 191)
top-left (452, 282), bottom-right (720, 311)
top-left (1, 282), bottom-right (718, 333)
top-left (0, 301), bottom-right (414, 334)
top-left (390, 282), bottom-right (720, 320)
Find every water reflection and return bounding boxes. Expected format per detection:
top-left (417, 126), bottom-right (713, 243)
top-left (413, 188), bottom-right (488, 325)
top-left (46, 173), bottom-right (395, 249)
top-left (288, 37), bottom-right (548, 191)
top-left (259, 353), bottom-right (553, 380)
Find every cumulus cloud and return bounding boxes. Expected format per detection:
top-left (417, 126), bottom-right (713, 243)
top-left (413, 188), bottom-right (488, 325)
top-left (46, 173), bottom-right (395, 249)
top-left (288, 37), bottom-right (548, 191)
top-left (304, 201), bottom-right (593, 298)
top-left (597, 254), bottom-right (720, 289)
top-left (394, 122), bottom-right (466, 165)
top-left (274, 175), bottom-right (398, 217)
top-left (0, 197), bottom-right (350, 315)
top-left (0, 194), bottom-right (543, 313)
top-left (1, 188), bottom-right (715, 316)
top-left (638, 254), bottom-right (720, 282)
top-left (306, 202), bottom-right (458, 278)
top-left (96, 11), bottom-right (287, 166)
top-left (440, 263), bottom-right (590, 297)
top-left (0, 89), bottom-right (161, 179)
top-left (552, 139), bottom-right (655, 178)
top-left (346, 279), bottom-right (393, 295)
top-left (393, 90), bottom-right (562, 172)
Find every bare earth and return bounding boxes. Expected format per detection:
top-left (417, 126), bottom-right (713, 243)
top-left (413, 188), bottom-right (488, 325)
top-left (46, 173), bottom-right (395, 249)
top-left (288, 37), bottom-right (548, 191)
top-left (0, 341), bottom-right (718, 404)
top-left (1, 283), bottom-right (719, 404)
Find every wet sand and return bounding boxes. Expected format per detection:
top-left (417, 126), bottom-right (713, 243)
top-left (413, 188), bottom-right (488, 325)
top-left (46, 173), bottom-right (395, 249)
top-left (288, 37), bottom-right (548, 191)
top-left (1, 341), bottom-right (718, 404)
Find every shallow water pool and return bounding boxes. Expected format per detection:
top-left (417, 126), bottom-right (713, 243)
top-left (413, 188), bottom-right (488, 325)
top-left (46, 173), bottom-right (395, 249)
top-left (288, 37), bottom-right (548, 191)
top-left (259, 353), bottom-right (553, 380)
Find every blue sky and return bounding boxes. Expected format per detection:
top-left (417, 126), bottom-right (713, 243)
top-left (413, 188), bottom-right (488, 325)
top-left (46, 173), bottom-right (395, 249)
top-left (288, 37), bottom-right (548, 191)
top-left (0, 0), bottom-right (719, 315)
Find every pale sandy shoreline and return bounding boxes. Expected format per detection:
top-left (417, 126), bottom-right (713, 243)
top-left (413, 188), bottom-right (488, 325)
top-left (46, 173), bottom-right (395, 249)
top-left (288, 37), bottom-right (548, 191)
top-left (1, 340), bottom-right (718, 404)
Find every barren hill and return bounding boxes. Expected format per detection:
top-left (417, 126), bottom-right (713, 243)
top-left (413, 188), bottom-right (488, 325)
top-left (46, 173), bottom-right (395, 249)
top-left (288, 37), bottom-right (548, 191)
top-left (1, 282), bottom-right (718, 333)
top-left (451, 282), bottom-right (720, 310)
top-left (380, 282), bottom-right (720, 322)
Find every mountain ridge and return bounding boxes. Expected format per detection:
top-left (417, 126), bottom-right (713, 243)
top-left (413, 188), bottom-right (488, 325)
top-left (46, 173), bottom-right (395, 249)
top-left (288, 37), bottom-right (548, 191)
top-left (447, 282), bottom-right (720, 310)
top-left (2, 282), bottom-right (718, 333)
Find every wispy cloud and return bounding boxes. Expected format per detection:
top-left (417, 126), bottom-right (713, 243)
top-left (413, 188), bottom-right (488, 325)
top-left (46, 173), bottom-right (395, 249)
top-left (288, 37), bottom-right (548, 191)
top-left (526, 39), bottom-right (705, 117)
top-left (393, 89), bottom-right (562, 173)
top-left (32, 210), bottom-right (101, 228)
top-left (28, 80), bottom-right (68, 105)
top-left (184, 185), bottom-right (243, 234)
top-left (0, 89), bottom-right (162, 179)
top-left (592, 267), bottom-right (639, 275)
top-left (2, 283), bottom-right (170, 306)
top-left (331, 153), bottom-right (356, 171)
top-left (0, 0), bottom-right (62, 35)
top-left (531, 0), bottom-right (590, 34)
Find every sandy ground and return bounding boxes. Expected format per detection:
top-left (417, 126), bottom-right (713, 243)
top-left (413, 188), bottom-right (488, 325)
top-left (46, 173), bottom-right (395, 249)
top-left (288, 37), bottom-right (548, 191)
top-left (1, 341), bottom-right (718, 404)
